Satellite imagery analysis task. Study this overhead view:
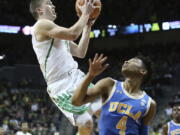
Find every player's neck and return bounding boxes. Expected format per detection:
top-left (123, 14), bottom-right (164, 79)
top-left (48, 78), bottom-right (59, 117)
top-left (124, 78), bottom-right (142, 94)
top-left (38, 15), bottom-right (54, 21)
top-left (173, 119), bottom-right (180, 124)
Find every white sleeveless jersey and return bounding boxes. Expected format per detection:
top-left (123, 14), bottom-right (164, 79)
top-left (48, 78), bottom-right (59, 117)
top-left (31, 26), bottom-right (78, 85)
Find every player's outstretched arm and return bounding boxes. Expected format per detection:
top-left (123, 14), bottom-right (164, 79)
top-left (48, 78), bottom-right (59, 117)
top-left (139, 99), bottom-right (157, 135)
top-left (35, 0), bottom-right (97, 41)
top-left (71, 54), bottom-right (114, 106)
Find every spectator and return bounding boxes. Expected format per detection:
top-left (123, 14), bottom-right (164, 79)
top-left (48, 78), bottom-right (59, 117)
top-left (15, 122), bottom-right (31, 135)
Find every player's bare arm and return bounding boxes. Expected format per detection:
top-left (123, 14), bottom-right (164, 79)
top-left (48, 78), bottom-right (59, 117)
top-left (72, 54), bottom-right (114, 106)
top-left (162, 124), bottom-right (168, 135)
top-left (34, 0), bottom-right (98, 42)
top-left (142, 99), bottom-right (157, 125)
top-left (138, 99), bottom-right (156, 135)
top-left (69, 20), bottom-right (96, 58)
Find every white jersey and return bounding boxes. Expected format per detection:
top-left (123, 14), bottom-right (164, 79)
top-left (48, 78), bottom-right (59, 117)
top-left (31, 26), bottom-right (78, 85)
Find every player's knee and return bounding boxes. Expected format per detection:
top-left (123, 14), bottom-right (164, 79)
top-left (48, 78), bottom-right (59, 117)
top-left (85, 119), bottom-right (93, 129)
top-left (80, 119), bottom-right (93, 131)
top-left (76, 112), bottom-right (93, 130)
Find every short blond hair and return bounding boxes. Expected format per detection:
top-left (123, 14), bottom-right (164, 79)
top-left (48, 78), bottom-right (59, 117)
top-left (29, 0), bottom-right (44, 19)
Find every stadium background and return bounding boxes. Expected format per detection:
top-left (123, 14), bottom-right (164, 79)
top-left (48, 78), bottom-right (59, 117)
top-left (0, 0), bottom-right (180, 134)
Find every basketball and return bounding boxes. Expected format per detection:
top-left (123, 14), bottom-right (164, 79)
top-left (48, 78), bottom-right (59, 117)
top-left (75, 0), bottom-right (102, 19)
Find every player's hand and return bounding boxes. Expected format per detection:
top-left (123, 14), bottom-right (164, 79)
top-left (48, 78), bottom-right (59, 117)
top-left (88, 54), bottom-right (109, 77)
top-left (78, 0), bottom-right (100, 16)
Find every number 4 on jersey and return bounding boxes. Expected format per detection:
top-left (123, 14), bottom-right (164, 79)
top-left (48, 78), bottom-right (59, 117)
top-left (116, 116), bottom-right (128, 135)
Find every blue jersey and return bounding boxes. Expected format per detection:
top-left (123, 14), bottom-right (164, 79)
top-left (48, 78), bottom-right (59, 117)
top-left (99, 81), bottom-right (152, 135)
top-left (168, 120), bottom-right (180, 135)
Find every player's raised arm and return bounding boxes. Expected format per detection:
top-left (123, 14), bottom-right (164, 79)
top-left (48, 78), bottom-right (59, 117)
top-left (69, 19), bottom-right (96, 58)
top-left (72, 54), bottom-right (113, 106)
top-left (68, 0), bottom-right (101, 58)
top-left (35, 0), bottom-right (97, 41)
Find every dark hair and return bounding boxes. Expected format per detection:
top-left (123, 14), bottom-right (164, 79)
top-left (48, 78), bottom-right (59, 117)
top-left (30, 0), bottom-right (44, 19)
top-left (136, 55), bottom-right (153, 85)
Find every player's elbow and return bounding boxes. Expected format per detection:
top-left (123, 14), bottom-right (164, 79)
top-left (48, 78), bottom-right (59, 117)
top-left (70, 33), bottom-right (79, 41)
top-left (78, 53), bottom-right (86, 59)
top-left (69, 28), bottom-right (81, 41)
top-left (73, 50), bottom-right (86, 58)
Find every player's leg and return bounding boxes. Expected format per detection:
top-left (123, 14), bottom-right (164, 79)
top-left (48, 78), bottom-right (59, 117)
top-left (76, 98), bottom-right (102, 135)
top-left (76, 112), bottom-right (93, 135)
top-left (78, 125), bottom-right (93, 135)
top-left (88, 98), bottom-right (102, 118)
top-left (47, 69), bottom-right (100, 135)
top-left (49, 91), bottom-right (94, 135)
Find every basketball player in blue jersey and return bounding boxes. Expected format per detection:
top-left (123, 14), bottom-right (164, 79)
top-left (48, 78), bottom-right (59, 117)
top-left (72, 54), bottom-right (157, 135)
top-left (162, 99), bottom-right (180, 135)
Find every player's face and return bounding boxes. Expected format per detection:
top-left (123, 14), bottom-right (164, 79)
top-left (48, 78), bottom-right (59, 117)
top-left (122, 58), bottom-right (147, 77)
top-left (172, 105), bottom-right (180, 121)
top-left (40, 0), bottom-right (57, 21)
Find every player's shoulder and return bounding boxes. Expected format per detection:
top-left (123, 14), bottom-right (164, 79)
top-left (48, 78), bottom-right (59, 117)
top-left (150, 98), bottom-right (156, 106)
top-left (147, 97), bottom-right (156, 114)
top-left (99, 77), bottom-right (115, 86)
top-left (101, 77), bottom-right (114, 81)
top-left (96, 77), bottom-right (115, 91)
top-left (36, 19), bottom-right (54, 25)
top-left (143, 90), bottom-right (156, 106)
top-left (34, 19), bottom-right (55, 30)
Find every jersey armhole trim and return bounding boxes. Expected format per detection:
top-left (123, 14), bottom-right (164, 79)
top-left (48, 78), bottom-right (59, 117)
top-left (143, 97), bottom-right (152, 117)
top-left (102, 80), bottom-right (117, 106)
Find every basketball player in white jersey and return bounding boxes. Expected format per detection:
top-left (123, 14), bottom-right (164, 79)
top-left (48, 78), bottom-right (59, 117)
top-left (29, 0), bottom-right (100, 135)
